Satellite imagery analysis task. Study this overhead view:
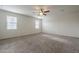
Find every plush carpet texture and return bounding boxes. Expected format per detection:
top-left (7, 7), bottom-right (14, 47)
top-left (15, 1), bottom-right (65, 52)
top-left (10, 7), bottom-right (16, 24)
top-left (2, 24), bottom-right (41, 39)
top-left (0, 33), bottom-right (79, 53)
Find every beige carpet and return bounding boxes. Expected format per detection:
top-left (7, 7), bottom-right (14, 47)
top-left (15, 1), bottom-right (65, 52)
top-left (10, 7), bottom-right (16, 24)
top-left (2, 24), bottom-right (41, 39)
top-left (0, 33), bottom-right (79, 53)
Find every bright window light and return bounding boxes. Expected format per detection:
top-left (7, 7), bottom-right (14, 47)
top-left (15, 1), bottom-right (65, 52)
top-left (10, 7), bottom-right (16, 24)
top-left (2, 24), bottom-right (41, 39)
top-left (7, 16), bottom-right (17, 29)
top-left (35, 20), bottom-right (40, 29)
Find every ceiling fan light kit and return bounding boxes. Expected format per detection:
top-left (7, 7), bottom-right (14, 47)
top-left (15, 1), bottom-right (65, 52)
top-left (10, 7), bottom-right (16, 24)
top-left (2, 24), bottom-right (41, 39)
top-left (39, 12), bottom-right (43, 16)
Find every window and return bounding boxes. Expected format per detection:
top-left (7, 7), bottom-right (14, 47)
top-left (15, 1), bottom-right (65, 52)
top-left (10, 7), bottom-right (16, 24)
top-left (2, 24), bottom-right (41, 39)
top-left (35, 20), bottom-right (40, 29)
top-left (7, 16), bottom-right (17, 29)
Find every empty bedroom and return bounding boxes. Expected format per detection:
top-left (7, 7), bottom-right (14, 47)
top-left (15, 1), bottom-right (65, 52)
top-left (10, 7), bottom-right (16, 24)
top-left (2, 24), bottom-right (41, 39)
top-left (0, 5), bottom-right (79, 53)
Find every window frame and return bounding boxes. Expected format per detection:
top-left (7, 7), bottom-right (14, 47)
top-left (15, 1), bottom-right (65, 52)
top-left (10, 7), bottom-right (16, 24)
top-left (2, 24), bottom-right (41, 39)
top-left (35, 20), bottom-right (40, 29)
top-left (7, 15), bottom-right (17, 30)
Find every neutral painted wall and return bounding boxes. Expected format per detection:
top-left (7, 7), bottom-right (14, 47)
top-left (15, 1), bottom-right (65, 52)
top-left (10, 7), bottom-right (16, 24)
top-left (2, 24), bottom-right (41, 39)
top-left (42, 12), bottom-right (79, 38)
top-left (0, 10), bottom-right (41, 39)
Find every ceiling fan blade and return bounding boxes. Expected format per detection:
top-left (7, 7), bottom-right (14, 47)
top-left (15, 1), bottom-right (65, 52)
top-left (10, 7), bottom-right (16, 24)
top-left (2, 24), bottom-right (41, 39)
top-left (43, 13), bottom-right (47, 16)
top-left (40, 9), bottom-right (44, 13)
top-left (44, 10), bottom-right (50, 13)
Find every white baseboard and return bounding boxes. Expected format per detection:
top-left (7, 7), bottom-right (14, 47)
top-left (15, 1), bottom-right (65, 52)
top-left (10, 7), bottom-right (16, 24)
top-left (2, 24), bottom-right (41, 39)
top-left (42, 32), bottom-right (79, 39)
top-left (0, 32), bottom-right (41, 40)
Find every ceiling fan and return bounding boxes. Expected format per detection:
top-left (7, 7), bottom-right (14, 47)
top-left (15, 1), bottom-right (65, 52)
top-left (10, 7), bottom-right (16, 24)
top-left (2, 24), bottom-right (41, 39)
top-left (39, 8), bottom-right (50, 16)
top-left (33, 8), bottom-right (50, 16)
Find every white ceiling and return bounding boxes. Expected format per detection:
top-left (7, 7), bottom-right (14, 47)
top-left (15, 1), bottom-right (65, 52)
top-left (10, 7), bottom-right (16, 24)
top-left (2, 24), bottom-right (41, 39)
top-left (0, 5), bottom-right (79, 19)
